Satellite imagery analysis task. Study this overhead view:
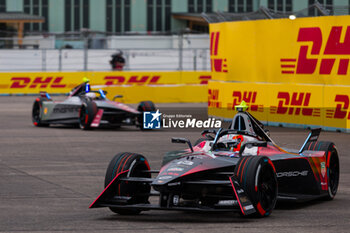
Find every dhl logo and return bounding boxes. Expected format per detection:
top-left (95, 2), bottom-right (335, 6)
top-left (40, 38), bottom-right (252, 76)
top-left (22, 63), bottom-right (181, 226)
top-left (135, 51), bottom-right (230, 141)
top-left (210, 32), bottom-right (228, 73)
top-left (10, 77), bottom-right (66, 88)
top-left (270, 92), bottom-right (320, 117)
top-left (208, 89), bottom-right (222, 108)
top-left (104, 76), bottom-right (160, 85)
top-left (7, 75), bottom-right (211, 89)
top-left (281, 26), bottom-right (350, 75)
top-left (326, 94), bottom-right (350, 119)
top-left (228, 91), bottom-right (263, 112)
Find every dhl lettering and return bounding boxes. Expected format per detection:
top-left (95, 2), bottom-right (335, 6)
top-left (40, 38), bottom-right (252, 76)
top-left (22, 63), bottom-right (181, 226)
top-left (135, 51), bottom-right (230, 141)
top-left (270, 92), bottom-right (320, 117)
top-left (10, 77), bottom-right (66, 89)
top-left (281, 26), bottom-right (350, 75)
top-left (232, 91), bottom-right (257, 106)
top-left (10, 77), bottom-right (30, 88)
top-left (228, 91), bottom-right (263, 112)
top-left (104, 76), bottom-right (160, 85)
top-left (210, 31), bottom-right (228, 73)
top-left (198, 75), bottom-right (211, 84)
top-left (30, 77), bottom-right (52, 88)
top-left (208, 89), bottom-right (221, 108)
top-left (326, 95), bottom-right (350, 119)
top-left (104, 76), bottom-right (125, 85)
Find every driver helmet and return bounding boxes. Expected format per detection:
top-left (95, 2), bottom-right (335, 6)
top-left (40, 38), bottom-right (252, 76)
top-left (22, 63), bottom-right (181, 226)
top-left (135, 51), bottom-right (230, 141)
top-left (85, 92), bottom-right (96, 99)
top-left (83, 77), bottom-right (90, 83)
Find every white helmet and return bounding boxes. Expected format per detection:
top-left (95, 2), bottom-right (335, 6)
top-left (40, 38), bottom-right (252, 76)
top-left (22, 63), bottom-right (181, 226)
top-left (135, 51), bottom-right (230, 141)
top-left (85, 92), bottom-right (96, 99)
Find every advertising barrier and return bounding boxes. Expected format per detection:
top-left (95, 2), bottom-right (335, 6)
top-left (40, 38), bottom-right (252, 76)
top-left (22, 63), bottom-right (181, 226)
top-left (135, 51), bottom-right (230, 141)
top-left (104, 84), bottom-right (207, 103)
top-left (208, 80), bottom-right (350, 132)
top-left (0, 71), bottom-right (211, 103)
top-left (210, 15), bottom-right (350, 85)
top-left (209, 15), bottom-right (350, 131)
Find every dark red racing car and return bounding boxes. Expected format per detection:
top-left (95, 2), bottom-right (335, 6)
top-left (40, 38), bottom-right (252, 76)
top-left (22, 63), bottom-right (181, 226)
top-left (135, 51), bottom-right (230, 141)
top-left (90, 105), bottom-right (339, 217)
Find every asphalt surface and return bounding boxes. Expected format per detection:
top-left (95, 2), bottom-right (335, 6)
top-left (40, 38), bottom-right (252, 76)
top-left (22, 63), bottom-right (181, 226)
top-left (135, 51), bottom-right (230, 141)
top-left (0, 96), bottom-right (349, 233)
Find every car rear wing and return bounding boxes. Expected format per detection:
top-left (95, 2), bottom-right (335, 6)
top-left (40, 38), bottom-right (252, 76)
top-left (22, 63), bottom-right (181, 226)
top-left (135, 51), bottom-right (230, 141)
top-left (299, 128), bottom-right (322, 154)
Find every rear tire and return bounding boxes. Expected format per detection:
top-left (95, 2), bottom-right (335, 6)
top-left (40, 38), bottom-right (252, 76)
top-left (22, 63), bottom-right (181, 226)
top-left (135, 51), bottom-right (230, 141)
top-left (137, 101), bottom-right (156, 112)
top-left (32, 97), bottom-right (50, 127)
top-left (234, 156), bottom-right (277, 217)
top-left (137, 101), bottom-right (156, 130)
top-left (105, 152), bottom-right (151, 215)
top-left (304, 141), bottom-right (340, 200)
top-left (79, 100), bottom-right (97, 130)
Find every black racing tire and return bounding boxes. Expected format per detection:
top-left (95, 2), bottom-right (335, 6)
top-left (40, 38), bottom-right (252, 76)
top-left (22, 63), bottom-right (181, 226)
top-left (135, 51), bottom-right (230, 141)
top-left (105, 152), bottom-right (151, 215)
top-left (32, 97), bottom-right (51, 127)
top-left (79, 100), bottom-right (98, 130)
top-left (137, 101), bottom-right (156, 112)
top-left (137, 101), bottom-right (157, 130)
top-left (234, 156), bottom-right (278, 217)
top-left (304, 141), bottom-right (340, 200)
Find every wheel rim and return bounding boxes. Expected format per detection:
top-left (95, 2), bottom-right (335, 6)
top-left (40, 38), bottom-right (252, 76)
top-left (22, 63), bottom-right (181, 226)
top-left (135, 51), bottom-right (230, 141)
top-left (329, 151), bottom-right (339, 195)
top-left (258, 164), bottom-right (277, 210)
top-left (124, 161), bottom-right (151, 203)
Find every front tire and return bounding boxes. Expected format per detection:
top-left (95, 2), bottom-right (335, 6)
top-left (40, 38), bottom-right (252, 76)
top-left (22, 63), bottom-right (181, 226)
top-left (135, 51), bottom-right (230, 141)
top-left (234, 156), bottom-right (278, 217)
top-left (305, 141), bottom-right (340, 200)
top-left (105, 152), bottom-right (151, 215)
top-left (79, 100), bottom-right (97, 130)
top-left (32, 97), bottom-right (50, 127)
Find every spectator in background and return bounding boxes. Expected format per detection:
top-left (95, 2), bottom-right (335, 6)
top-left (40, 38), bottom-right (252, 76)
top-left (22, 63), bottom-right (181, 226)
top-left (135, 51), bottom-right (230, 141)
top-left (110, 50), bottom-right (125, 71)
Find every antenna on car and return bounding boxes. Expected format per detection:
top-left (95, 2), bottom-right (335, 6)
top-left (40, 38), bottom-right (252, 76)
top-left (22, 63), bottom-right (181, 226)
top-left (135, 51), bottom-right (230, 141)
top-left (299, 128), bottom-right (322, 154)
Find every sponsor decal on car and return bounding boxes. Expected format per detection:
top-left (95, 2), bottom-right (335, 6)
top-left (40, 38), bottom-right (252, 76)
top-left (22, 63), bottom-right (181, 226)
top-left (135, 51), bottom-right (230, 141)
top-left (321, 162), bottom-right (326, 178)
top-left (243, 205), bottom-right (254, 211)
top-left (277, 170), bottom-right (308, 178)
top-left (158, 175), bottom-right (173, 180)
top-left (53, 105), bottom-right (80, 113)
top-left (176, 161), bottom-right (194, 166)
top-left (168, 167), bottom-right (184, 172)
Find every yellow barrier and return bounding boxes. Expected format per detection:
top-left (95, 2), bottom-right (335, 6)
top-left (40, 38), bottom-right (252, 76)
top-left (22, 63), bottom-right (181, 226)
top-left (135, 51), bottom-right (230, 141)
top-left (0, 71), bottom-right (211, 103)
top-left (210, 15), bottom-right (350, 85)
top-left (208, 80), bottom-right (350, 131)
top-left (0, 71), bottom-right (211, 94)
top-left (104, 84), bottom-right (207, 103)
top-left (209, 16), bottom-right (350, 131)
top-left (323, 85), bottom-right (350, 130)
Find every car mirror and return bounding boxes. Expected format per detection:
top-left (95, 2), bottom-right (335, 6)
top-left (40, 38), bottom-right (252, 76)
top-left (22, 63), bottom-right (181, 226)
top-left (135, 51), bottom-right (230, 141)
top-left (113, 95), bottom-right (123, 101)
top-left (171, 137), bottom-right (193, 152)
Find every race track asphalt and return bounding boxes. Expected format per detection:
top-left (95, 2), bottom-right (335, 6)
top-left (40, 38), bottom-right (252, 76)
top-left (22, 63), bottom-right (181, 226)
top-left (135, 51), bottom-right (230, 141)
top-left (0, 96), bottom-right (349, 233)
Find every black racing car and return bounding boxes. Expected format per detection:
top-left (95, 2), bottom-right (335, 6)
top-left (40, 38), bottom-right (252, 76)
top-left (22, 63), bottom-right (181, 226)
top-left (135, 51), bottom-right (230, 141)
top-left (90, 108), bottom-right (339, 217)
top-left (32, 81), bottom-right (156, 130)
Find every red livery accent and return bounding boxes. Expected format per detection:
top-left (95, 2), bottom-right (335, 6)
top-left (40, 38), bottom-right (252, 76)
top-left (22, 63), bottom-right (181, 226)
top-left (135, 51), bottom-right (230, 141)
top-left (89, 170), bottom-right (129, 208)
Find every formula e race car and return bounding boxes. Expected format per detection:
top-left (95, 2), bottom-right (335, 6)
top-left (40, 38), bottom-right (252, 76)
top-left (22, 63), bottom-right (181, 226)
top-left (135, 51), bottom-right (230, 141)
top-left (32, 81), bottom-right (156, 130)
top-left (90, 105), bottom-right (339, 217)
